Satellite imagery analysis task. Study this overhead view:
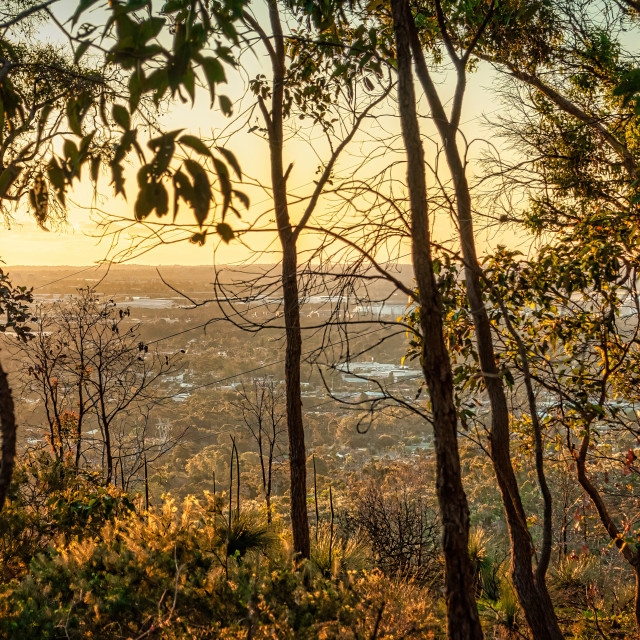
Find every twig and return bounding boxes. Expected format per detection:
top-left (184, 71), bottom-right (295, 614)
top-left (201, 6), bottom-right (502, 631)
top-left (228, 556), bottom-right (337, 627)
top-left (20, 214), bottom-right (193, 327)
top-left (369, 602), bottom-right (385, 640)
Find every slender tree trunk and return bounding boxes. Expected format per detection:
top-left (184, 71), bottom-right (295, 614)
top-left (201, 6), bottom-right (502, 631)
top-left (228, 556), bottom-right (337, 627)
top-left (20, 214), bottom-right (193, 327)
top-left (449, 129), bottom-right (563, 640)
top-left (0, 361), bottom-right (16, 513)
top-left (267, 444), bottom-right (274, 524)
top-left (75, 361), bottom-right (86, 470)
top-left (265, 491), bottom-right (272, 525)
top-left (101, 417), bottom-right (113, 484)
top-left (245, 0), bottom-right (384, 559)
top-left (402, 5), bottom-right (562, 634)
top-left (489, 287), bottom-right (555, 583)
top-left (144, 454), bottom-right (149, 511)
top-left (281, 237), bottom-right (310, 557)
top-left (634, 565), bottom-right (640, 638)
top-left (561, 484), bottom-right (568, 559)
top-left (574, 425), bottom-right (640, 632)
top-left (391, 2), bottom-right (482, 637)
top-left (96, 369), bottom-right (114, 484)
top-left (261, 0), bottom-right (310, 558)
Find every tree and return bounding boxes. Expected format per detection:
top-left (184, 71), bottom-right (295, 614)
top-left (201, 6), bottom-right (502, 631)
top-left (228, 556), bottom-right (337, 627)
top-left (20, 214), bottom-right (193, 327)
top-left (0, 1), bottom-right (123, 226)
top-left (288, 1), bottom-right (563, 630)
top-left (0, 0), bottom-right (120, 511)
top-left (0, 0), bottom-right (251, 504)
top-left (479, 0), bottom-right (639, 193)
top-left (19, 289), bottom-right (178, 486)
top-left (388, 1), bottom-right (483, 636)
top-left (382, 1), bottom-right (567, 636)
top-left (231, 378), bottom-right (286, 523)
top-left (466, 0), bottom-right (640, 628)
top-left (345, 478), bottom-right (441, 582)
top-left (477, 244), bottom-right (640, 631)
top-left (202, 0), bottom-right (390, 558)
top-left (4, 0), bottom-right (384, 558)
top-left (0, 0), bottom-right (251, 235)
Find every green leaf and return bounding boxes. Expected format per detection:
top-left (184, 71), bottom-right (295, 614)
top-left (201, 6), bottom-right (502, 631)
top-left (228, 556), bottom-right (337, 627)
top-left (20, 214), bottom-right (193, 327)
top-left (172, 169), bottom-right (192, 221)
top-left (112, 104), bottom-right (131, 131)
top-left (74, 40), bottom-right (90, 64)
top-left (232, 189), bottom-right (249, 209)
top-left (502, 369), bottom-right (515, 389)
top-left (179, 135), bottom-right (213, 158)
top-left (79, 131), bottom-right (95, 158)
top-left (71, 0), bottom-right (101, 27)
top-left (153, 181), bottom-right (169, 217)
top-left (200, 57), bottom-right (226, 105)
top-left (184, 159), bottom-right (211, 226)
top-left (219, 94), bottom-right (233, 116)
top-left (29, 174), bottom-right (48, 229)
top-left (0, 165), bottom-right (20, 199)
top-left (139, 16), bottom-right (165, 43)
top-left (63, 139), bottom-right (78, 161)
top-left (129, 69), bottom-right (144, 112)
top-left (148, 130), bottom-right (180, 176)
top-left (47, 160), bottom-right (65, 205)
top-left (66, 99), bottom-right (84, 137)
top-left (162, 0), bottom-right (187, 11)
top-left (134, 183), bottom-right (154, 220)
top-left (183, 65), bottom-right (196, 102)
top-left (213, 157), bottom-right (231, 216)
top-left (110, 162), bottom-right (126, 197)
top-left (90, 156), bottom-right (101, 184)
top-left (144, 68), bottom-right (170, 104)
top-left (190, 231), bottom-right (207, 246)
top-left (216, 222), bottom-right (234, 243)
top-left (216, 146), bottom-right (242, 179)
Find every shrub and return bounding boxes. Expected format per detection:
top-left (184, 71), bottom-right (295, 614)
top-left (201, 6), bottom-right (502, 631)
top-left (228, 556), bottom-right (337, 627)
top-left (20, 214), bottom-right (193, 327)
top-left (0, 494), bottom-right (445, 639)
top-left (343, 480), bottom-right (441, 583)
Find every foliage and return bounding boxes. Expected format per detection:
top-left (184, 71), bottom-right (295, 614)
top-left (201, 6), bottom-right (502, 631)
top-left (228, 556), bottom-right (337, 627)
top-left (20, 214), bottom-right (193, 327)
top-left (0, 264), bottom-right (33, 341)
top-left (0, 487), bottom-right (442, 639)
top-left (310, 523), bottom-right (369, 579)
top-left (468, 528), bottom-right (501, 601)
top-left (1, 435), bottom-right (639, 638)
top-left (0, 22), bottom-right (118, 227)
top-left (1, 0), bottom-right (249, 239)
top-left (0, 449), bottom-right (133, 581)
top-left (4, 1), bottom-right (640, 638)
top-left (220, 510), bottom-right (275, 559)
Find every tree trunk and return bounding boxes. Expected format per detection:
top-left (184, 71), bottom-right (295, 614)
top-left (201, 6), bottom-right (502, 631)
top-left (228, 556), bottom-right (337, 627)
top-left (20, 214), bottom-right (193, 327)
top-left (391, 2), bottom-right (483, 637)
top-left (0, 360), bottom-right (16, 513)
top-left (281, 238), bottom-right (310, 557)
top-left (574, 426), bottom-right (640, 632)
top-left (99, 403), bottom-right (113, 484)
top-left (448, 126), bottom-right (563, 640)
top-left (267, 444), bottom-right (274, 525)
top-left (75, 360), bottom-right (86, 470)
top-left (635, 564), bottom-right (640, 638)
top-left (263, 0), bottom-right (310, 558)
top-left (401, 4), bottom-right (562, 634)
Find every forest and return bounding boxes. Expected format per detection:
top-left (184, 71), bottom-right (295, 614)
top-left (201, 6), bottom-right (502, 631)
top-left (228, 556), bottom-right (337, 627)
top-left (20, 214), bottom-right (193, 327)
top-left (0, 0), bottom-right (640, 638)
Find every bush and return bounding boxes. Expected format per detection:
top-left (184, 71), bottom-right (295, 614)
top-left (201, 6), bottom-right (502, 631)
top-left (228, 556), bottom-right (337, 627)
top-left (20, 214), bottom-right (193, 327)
top-left (0, 449), bottom-right (133, 582)
top-left (468, 527), bottom-right (502, 601)
top-left (343, 480), bottom-right (441, 583)
top-left (0, 493), bottom-right (444, 639)
top-left (310, 524), bottom-right (369, 579)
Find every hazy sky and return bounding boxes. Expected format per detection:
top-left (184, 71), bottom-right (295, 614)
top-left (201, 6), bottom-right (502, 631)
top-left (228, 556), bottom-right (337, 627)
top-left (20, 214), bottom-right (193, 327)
top-left (0, 0), bottom-right (511, 267)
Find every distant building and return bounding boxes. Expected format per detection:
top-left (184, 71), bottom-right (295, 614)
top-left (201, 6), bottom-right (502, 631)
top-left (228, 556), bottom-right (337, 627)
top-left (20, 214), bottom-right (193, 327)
top-left (336, 361), bottom-right (420, 383)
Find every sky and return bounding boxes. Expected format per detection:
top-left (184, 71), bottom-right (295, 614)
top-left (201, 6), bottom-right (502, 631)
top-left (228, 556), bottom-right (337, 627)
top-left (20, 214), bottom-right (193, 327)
top-left (0, 0), bottom-right (517, 267)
